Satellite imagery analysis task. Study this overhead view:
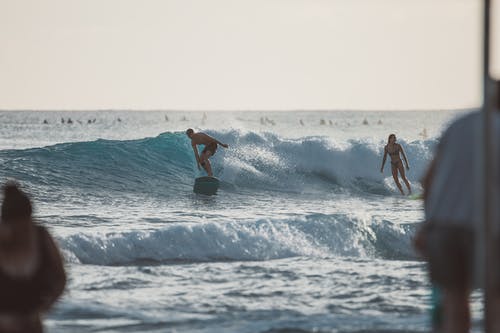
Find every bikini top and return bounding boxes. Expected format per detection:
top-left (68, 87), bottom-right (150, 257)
top-left (387, 144), bottom-right (400, 156)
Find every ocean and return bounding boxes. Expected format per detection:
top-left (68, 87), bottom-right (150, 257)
top-left (0, 110), bottom-right (482, 332)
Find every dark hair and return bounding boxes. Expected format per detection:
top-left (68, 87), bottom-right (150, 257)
top-left (1, 182), bottom-right (32, 221)
top-left (186, 128), bottom-right (194, 136)
top-left (387, 134), bottom-right (396, 144)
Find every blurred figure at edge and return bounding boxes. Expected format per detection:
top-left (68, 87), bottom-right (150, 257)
top-left (414, 81), bottom-right (500, 333)
top-left (0, 182), bottom-right (66, 333)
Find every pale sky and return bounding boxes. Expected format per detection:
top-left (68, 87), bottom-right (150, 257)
top-left (0, 0), bottom-right (498, 110)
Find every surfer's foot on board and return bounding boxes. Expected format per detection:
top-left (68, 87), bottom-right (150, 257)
top-left (200, 159), bottom-right (213, 177)
top-left (397, 185), bottom-right (404, 195)
top-left (403, 181), bottom-right (412, 195)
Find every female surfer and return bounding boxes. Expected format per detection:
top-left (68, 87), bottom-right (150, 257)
top-left (380, 134), bottom-right (412, 195)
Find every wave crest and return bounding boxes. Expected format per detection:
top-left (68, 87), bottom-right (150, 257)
top-left (59, 213), bottom-right (418, 265)
top-left (0, 130), bottom-right (435, 195)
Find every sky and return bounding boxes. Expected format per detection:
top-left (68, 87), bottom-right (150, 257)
top-left (0, 0), bottom-right (498, 111)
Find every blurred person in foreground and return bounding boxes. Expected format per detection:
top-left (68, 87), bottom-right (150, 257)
top-left (0, 182), bottom-right (66, 333)
top-left (414, 81), bottom-right (500, 333)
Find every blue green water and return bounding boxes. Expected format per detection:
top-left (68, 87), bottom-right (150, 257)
top-left (0, 110), bottom-right (483, 332)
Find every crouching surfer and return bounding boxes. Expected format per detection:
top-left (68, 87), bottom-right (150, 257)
top-left (186, 129), bottom-right (228, 177)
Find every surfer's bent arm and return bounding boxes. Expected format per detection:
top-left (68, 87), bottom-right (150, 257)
top-left (400, 145), bottom-right (410, 169)
top-left (191, 144), bottom-right (201, 168)
top-left (380, 147), bottom-right (387, 172)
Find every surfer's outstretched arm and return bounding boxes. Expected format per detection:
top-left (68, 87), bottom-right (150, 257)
top-left (191, 144), bottom-right (201, 169)
top-left (215, 140), bottom-right (228, 148)
top-left (380, 147), bottom-right (387, 173)
top-left (400, 145), bottom-right (410, 169)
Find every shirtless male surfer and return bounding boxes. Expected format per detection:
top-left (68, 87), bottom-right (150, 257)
top-left (186, 129), bottom-right (228, 177)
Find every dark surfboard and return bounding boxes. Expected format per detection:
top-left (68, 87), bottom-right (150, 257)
top-left (193, 176), bottom-right (220, 195)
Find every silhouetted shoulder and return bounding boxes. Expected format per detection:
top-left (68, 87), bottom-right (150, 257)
top-left (0, 225), bottom-right (66, 313)
top-left (445, 112), bottom-right (479, 136)
top-left (35, 225), bottom-right (66, 311)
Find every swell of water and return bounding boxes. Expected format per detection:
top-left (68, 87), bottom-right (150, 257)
top-left (0, 130), bottom-right (435, 196)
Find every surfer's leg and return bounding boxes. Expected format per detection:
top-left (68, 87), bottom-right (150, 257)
top-left (392, 166), bottom-right (404, 195)
top-left (398, 164), bottom-right (412, 194)
top-left (204, 159), bottom-right (213, 177)
top-left (200, 152), bottom-right (213, 177)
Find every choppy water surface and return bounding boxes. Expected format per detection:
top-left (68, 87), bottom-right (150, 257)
top-left (0, 110), bottom-right (483, 332)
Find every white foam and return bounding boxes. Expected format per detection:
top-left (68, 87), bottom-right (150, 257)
top-left (59, 213), bottom-right (418, 265)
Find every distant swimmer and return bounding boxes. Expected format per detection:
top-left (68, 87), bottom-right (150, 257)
top-left (265, 117), bottom-right (275, 126)
top-left (380, 133), bottom-right (412, 195)
top-left (419, 128), bottom-right (428, 139)
top-left (186, 129), bottom-right (229, 177)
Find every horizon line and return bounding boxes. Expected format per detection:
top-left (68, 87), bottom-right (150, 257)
top-left (0, 107), bottom-right (479, 113)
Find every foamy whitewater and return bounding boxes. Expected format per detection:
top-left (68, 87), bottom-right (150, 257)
top-left (0, 110), bottom-right (483, 332)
